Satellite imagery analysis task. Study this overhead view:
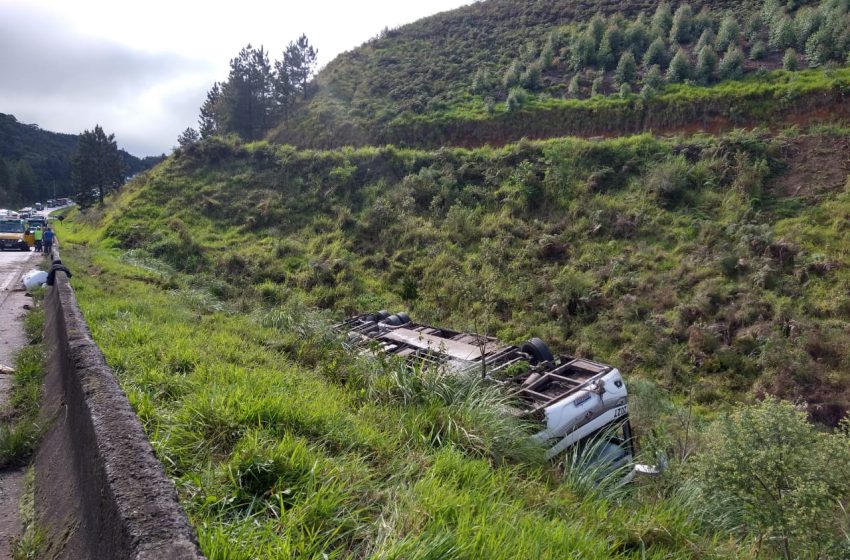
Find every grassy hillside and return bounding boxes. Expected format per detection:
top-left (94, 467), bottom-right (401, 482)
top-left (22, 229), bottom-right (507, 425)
top-left (86, 125), bottom-right (850, 423)
top-left (268, 0), bottom-right (850, 148)
top-left (57, 124), bottom-right (850, 558)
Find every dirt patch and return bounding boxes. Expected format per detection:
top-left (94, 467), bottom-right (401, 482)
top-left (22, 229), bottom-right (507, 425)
top-left (772, 135), bottom-right (850, 199)
top-left (0, 469), bottom-right (25, 557)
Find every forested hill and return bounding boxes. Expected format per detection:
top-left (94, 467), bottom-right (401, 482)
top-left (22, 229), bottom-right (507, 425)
top-left (267, 0), bottom-right (848, 148)
top-left (0, 113), bottom-right (162, 206)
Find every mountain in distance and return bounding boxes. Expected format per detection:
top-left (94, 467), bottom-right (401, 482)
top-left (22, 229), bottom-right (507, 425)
top-left (0, 112), bottom-right (164, 206)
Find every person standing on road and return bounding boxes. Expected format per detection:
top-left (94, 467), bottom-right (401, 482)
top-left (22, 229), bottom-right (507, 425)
top-left (42, 227), bottom-right (54, 255)
top-left (33, 226), bottom-right (43, 252)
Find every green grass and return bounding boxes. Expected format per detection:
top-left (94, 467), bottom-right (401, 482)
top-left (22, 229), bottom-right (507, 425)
top-left (54, 123), bottom-right (850, 558)
top-left (58, 231), bottom-right (758, 559)
top-left (0, 294), bottom-right (46, 468)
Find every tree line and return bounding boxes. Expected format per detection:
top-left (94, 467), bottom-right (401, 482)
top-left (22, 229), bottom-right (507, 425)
top-left (178, 35), bottom-right (318, 146)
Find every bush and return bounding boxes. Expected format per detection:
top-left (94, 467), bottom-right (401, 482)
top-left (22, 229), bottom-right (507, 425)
top-left (669, 3), bottom-right (694, 44)
top-left (689, 399), bottom-right (850, 559)
top-left (505, 87), bottom-right (528, 112)
top-left (590, 76), bottom-right (604, 97)
top-left (695, 45), bottom-right (718, 84)
top-left (567, 74), bottom-right (581, 97)
top-left (718, 46), bottom-right (744, 80)
top-left (502, 60), bottom-right (522, 89)
top-left (769, 16), bottom-right (796, 50)
top-left (652, 2), bottom-right (673, 37)
top-left (695, 28), bottom-right (715, 52)
top-left (783, 48), bottom-right (800, 71)
top-left (715, 15), bottom-right (740, 52)
top-left (749, 40), bottom-right (767, 60)
top-left (644, 155), bottom-right (692, 206)
top-left (666, 48), bottom-right (690, 82)
top-left (614, 51), bottom-right (637, 87)
top-left (520, 61), bottom-right (542, 90)
top-left (642, 36), bottom-right (668, 68)
top-left (643, 64), bottom-right (665, 90)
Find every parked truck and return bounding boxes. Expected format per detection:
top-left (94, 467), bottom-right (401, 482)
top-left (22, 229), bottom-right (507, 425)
top-left (337, 311), bottom-right (656, 481)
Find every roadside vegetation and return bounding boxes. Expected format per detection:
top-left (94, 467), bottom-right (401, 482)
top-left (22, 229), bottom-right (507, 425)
top-left (0, 292), bottom-right (45, 468)
top-left (55, 121), bottom-right (850, 557)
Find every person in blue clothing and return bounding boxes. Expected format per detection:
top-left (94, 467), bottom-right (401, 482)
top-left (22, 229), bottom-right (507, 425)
top-left (42, 226), bottom-right (55, 255)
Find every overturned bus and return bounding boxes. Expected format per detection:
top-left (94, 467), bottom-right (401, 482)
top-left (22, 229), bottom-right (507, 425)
top-left (336, 311), bottom-right (655, 480)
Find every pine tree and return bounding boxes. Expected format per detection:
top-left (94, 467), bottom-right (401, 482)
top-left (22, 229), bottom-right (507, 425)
top-left (614, 51), bottom-right (637, 87)
top-left (696, 28), bottom-right (716, 52)
top-left (218, 45), bottom-right (276, 140)
top-left (666, 48), bottom-right (690, 82)
top-left (643, 37), bottom-right (668, 68)
top-left (625, 14), bottom-right (651, 58)
top-left (644, 64), bottom-right (665, 90)
top-left (198, 82), bottom-right (221, 138)
top-left (284, 34), bottom-right (318, 100)
top-left (520, 61), bottom-right (542, 90)
top-left (177, 127), bottom-right (200, 148)
top-left (693, 7), bottom-right (715, 37)
top-left (502, 60), bottom-right (523, 89)
top-left (570, 31), bottom-right (597, 71)
top-left (695, 45), bottom-right (718, 84)
top-left (71, 125), bottom-right (127, 208)
top-left (783, 48), bottom-right (800, 70)
top-left (591, 76), bottom-right (604, 97)
top-left (652, 2), bottom-right (673, 38)
top-left (716, 15), bottom-right (740, 52)
top-left (750, 41), bottom-right (767, 60)
top-left (718, 45), bottom-right (745, 80)
top-left (670, 4), bottom-right (694, 44)
top-left (769, 16), bottom-right (796, 50)
top-left (588, 14), bottom-right (606, 49)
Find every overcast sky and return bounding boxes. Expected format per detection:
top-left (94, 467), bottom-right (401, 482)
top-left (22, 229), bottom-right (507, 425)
top-left (0, 0), bottom-right (473, 156)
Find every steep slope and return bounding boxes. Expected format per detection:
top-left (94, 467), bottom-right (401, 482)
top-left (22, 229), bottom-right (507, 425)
top-left (267, 0), bottom-right (849, 149)
top-left (0, 113), bottom-right (162, 205)
top-left (102, 127), bottom-right (850, 424)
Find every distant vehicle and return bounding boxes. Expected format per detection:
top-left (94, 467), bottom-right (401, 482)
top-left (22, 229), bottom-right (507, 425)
top-left (46, 199), bottom-right (55, 207)
top-left (337, 311), bottom-right (659, 483)
top-left (34, 202), bottom-right (43, 211)
top-left (27, 216), bottom-right (47, 229)
top-left (0, 219), bottom-right (30, 251)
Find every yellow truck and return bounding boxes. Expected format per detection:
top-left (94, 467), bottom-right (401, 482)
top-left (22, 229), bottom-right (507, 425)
top-left (0, 219), bottom-right (31, 251)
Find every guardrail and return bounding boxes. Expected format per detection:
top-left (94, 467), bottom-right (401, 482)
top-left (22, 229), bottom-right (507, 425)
top-left (34, 243), bottom-right (205, 559)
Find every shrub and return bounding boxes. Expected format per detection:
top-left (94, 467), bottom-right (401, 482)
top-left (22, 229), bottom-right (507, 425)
top-left (570, 31), bottom-right (597, 71)
top-left (669, 3), bottom-right (694, 44)
top-left (689, 399), bottom-right (850, 559)
top-left (567, 74), bottom-right (581, 97)
top-left (715, 15), bottom-right (740, 52)
top-left (618, 83), bottom-right (632, 98)
top-left (520, 61), bottom-right (542, 90)
top-left (652, 2), bottom-right (673, 37)
top-left (502, 60), bottom-right (522, 89)
top-left (624, 15), bottom-right (651, 58)
top-left (718, 46), bottom-right (744, 80)
top-left (783, 48), bottom-right (800, 70)
top-left (505, 87), bottom-right (528, 112)
top-left (642, 36), bottom-right (668, 68)
top-left (598, 25), bottom-right (623, 69)
top-left (769, 16), bottom-right (796, 50)
top-left (749, 40), bottom-right (767, 60)
top-left (695, 28), bottom-right (715, 52)
top-left (695, 45), bottom-right (718, 84)
top-left (666, 48), bottom-right (690, 82)
top-left (590, 76), bottom-right (604, 97)
top-left (614, 51), bottom-right (637, 87)
top-left (643, 64), bottom-right (665, 90)
top-left (644, 155), bottom-right (692, 206)
top-left (804, 26), bottom-right (831, 67)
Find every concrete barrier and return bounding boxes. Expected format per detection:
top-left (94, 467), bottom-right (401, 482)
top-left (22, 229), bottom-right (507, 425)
top-left (34, 244), bottom-right (205, 559)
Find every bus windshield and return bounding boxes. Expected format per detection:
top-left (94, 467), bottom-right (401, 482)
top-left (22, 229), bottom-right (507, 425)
top-left (0, 221), bottom-right (24, 233)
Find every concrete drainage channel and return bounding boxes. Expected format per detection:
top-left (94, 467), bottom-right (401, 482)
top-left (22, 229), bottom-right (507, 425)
top-left (33, 244), bottom-right (205, 559)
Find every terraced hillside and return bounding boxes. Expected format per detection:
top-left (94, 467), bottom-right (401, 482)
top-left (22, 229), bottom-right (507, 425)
top-left (267, 0), bottom-right (850, 148)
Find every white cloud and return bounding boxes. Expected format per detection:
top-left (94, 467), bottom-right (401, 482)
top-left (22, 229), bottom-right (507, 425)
top-left (0, 0), bottom-right (473, 155)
